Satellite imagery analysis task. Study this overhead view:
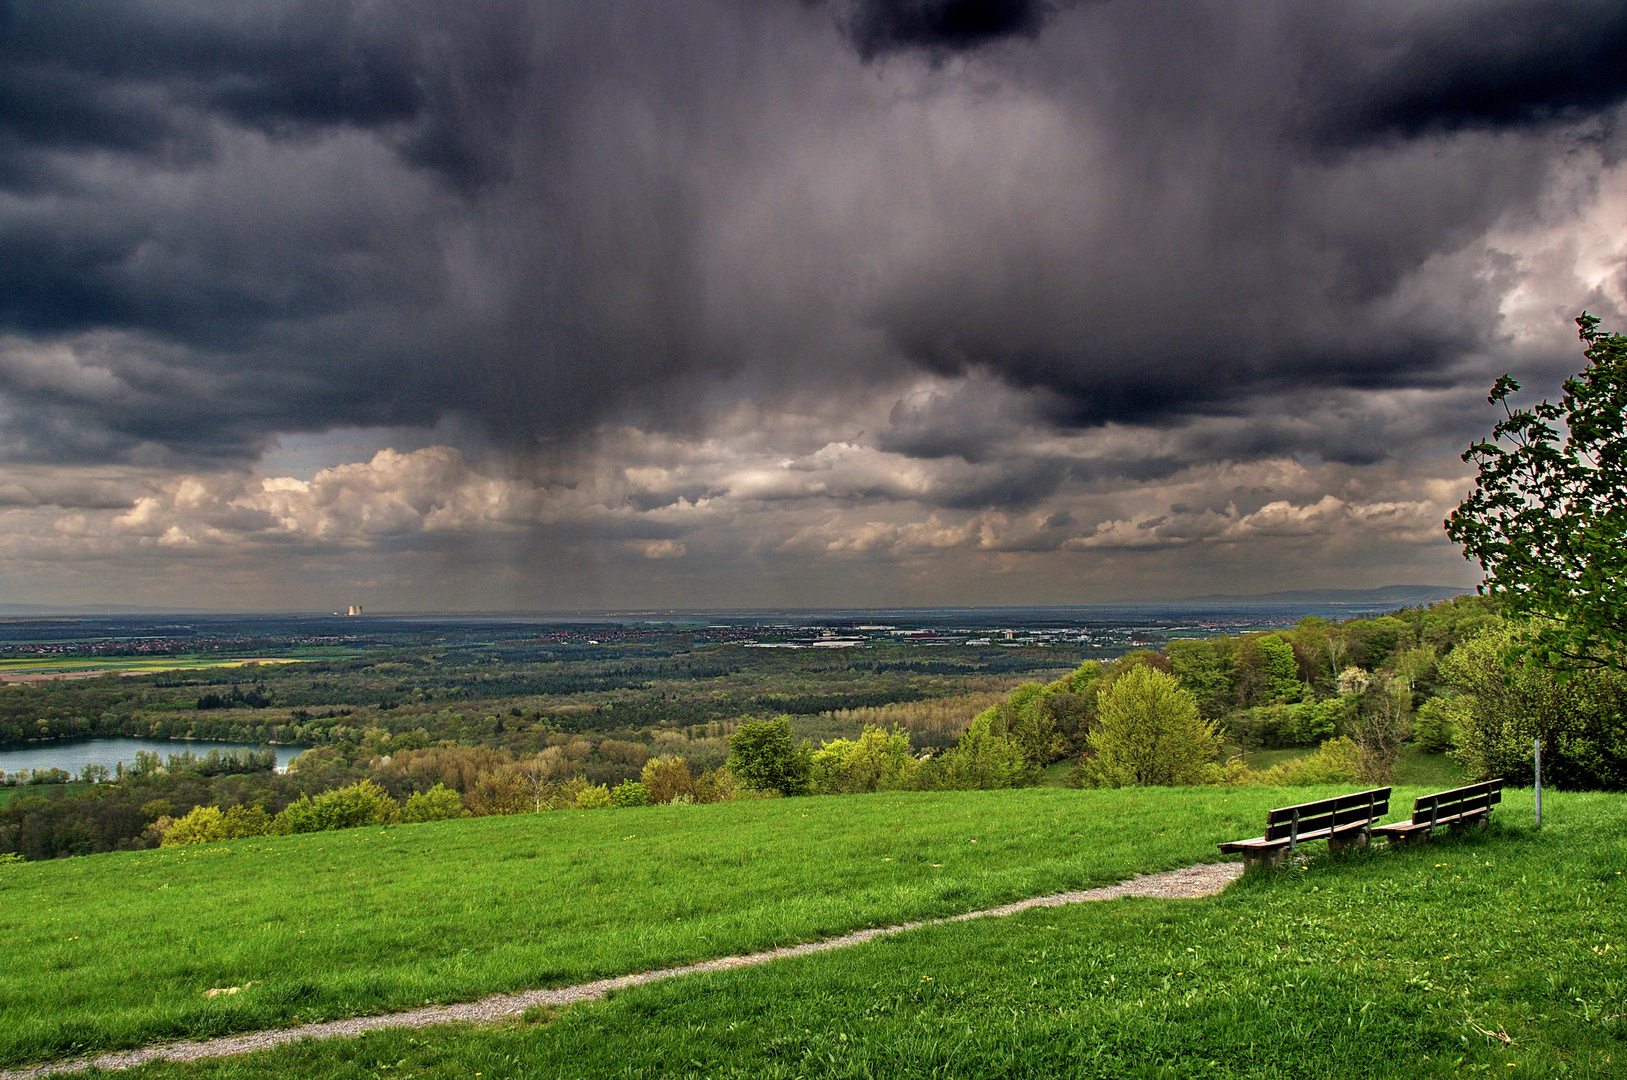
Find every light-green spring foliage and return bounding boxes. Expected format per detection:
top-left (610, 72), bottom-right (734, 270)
top-left (1076, 666), bottom-right (1219, 787)
top-left (1239, 737), bottom-right (1362, 785)
top-left (400, 782), bottom-right (467, 823)
top-left (160, 803), bottom-right (282, 845)
top-left (574, 783), bottom-right (613, 808)
top-left (281, 779), bottom-right (400, 833)
top-left (809, 726), bottom-right (919, 794)
top-left (1253, 633), bottom-right (1306, 701)
top-left (1227, 697), bottom-right (1347, 749)
top-left (921, 710), bottom-right (1037, 790)
top-left (610, 780), bottom-right (650, 807)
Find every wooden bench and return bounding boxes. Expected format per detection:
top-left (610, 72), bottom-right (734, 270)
top-left (1218, 787), bottom-right (1391, 868)
top-left (1371, 780), bottom-right (1502, 846)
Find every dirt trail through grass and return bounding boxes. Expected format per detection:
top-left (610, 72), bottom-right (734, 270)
top-left (0, 863), bottom-right (1242, 1079)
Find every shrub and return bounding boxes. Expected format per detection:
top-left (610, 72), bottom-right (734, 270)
top-left (278, 779), bottom-right (400, 834)
top-left (640, 758), bottom-right (694, 804)
top-left (221, 804), bottom-right (276, 838)
top-left (922, 710), bottom-right (1035, 790)
top-left (810, 726), bottom-right (921, 794)
top-left (610, 781), bottom-right (650, 807)
top-left (727, 717), bottom-right (812, 795)
top-left (690, 766), bottom-right (739, 803)
top-left (401, 783), bottom-right (468, 823)
top-left (1077, 666), bottom-right (1218, 787)
top-left (574, 784), bottom-right (613, 809)
top-left (1253, 738), bottom-right (1363, 786)
top-left (162, 806), bottom-right (227, 846)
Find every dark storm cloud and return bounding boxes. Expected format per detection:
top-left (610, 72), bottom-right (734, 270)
top-left (1294, 0), bottom-right (1627, 147)
top-left (0, 0), bottom-right (528, 187)
top-left (829, 0), bottom-right (1077, 61)
top-left (0, 0), bottom-right (1623, 477)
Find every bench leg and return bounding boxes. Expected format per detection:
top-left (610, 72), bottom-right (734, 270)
top-left (1450, 813), bottom-right (1490, 834)
top-left (1327, 829), bottom-right (1369, 854)
top-left (1384, 830), bottom-right (1427, 848)
top-left (1243, 847), bottom-right (1288, 870)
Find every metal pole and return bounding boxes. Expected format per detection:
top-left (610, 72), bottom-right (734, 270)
top-left (1533, 738), bottom-right (1543, 828)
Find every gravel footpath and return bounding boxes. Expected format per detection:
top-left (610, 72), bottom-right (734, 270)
top-left (3, 862), bottom-right (1242, 1078)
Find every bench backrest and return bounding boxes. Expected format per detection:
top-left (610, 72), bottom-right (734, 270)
top-left (1410, 779), bottom-right (1502, 826)
top-left (1263, 787), bottom-right (1391, 843)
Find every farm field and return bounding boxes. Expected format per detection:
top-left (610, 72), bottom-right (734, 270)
top-left (0, 784), bottom-right (1440, 1069)
top-left (0, 656), bottom-right (312, 682)
top-left (108, 789), bottom-right (1627, 1080)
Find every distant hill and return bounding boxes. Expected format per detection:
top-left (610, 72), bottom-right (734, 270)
top-left (0, 603), bottom-right (205, 616)
top-left (1175, 585), bottom-right (1473, 608)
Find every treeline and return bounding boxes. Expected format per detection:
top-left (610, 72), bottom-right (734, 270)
top-left (954, 595), bottom-right (1627, 792)
top-left (0, 727), bottom-right (739, 860)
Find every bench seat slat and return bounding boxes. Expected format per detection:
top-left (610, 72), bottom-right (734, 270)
top-left (1218, 788), bottom-right (1391, 859)
top-left (1372, 779), bottom-right (1503, 841)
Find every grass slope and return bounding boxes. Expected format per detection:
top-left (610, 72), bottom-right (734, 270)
top-left (6, 785), bottom-right (1330, 1067)
top-left (122, 790), bottom-right (1626, 1080)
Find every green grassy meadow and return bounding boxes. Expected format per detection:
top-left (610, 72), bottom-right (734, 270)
top-left (6, 785), bottom-right (1622, 1077)
top-left (114, 789), bottom-right (1627, 1080)
top-left (0, 784), bottom-right (1457, 1069)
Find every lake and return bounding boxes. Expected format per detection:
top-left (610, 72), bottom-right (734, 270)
top-left (0, 737), bottom-right (309, 779)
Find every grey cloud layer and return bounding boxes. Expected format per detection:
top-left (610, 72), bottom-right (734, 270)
top-left (0, 1), bottom-right (1624, 604)
top-left (1, 0), bottom-right (1623, 465)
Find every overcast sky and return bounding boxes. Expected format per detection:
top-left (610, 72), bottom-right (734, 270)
top-left (1, 0), bottom-right (1624, 611)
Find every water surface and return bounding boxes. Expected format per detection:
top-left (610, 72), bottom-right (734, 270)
top-left (0, 737), bottom-right (308, 778)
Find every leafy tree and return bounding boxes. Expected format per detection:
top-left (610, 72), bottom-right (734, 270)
top-left (1002, 683), bottom-right (1065, 766)
top-left (1411, 696), bottom-right (1464, 755)
top-left (220, 803), bottom-right (276, 838)
top-left (1165, 639), bottom-right (1233, 719)
top-left (1078, 666), bottom-right (1219, 786)
top-left (727, 717), bottom-right (811, 795)
top-left (1439, 621), bottom-right (1627, 789)
top-left (809, 726), bottom-right (920, 794)
top-left (1342, 617), bottom-right (1412, 671)
top-left (1232, 635), bottom-right (1303, 706)
top-left (1447, 313), bottom-right (1627, 667)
